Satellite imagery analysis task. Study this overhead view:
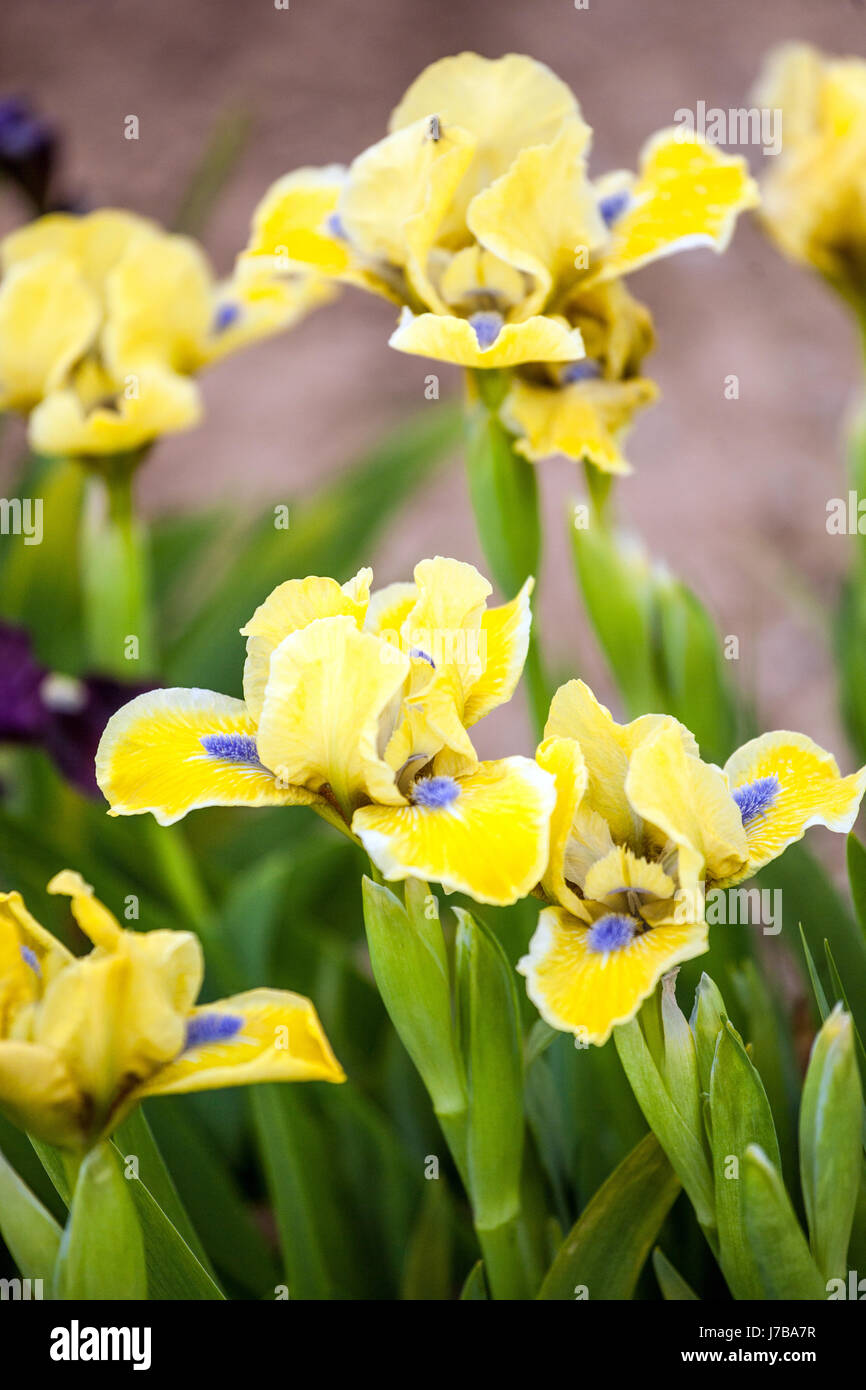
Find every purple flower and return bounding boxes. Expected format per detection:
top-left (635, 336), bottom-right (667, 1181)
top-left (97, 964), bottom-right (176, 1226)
top-left (0, 96), bottom-right (64, 214)
top-left (0, 622), bottom-right (151, 797)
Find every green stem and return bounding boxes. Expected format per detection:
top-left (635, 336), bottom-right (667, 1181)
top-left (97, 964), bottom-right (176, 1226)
top-left (476, 1213), bottom-right (529, 1301)
top-left (464, 370), bottom-right (548, 739)
top-left (81, 451), bottom-right (155, 677)
top-left (583, 456), bottom-right (614, 529)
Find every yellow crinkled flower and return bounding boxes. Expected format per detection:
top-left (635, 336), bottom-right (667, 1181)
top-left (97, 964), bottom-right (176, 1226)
top-left (0, 870), bottom-right (344, 1150)
top-left (242, 52), bottom-right (757, 470)
top-left (755, 43), bottom-right (866, 304)
top-left (96, 558), bottom-right (555, 906)
top-left (519, 681), bottom-right (865, 1045)
top-left (0, 208), bottom-right (330, 458)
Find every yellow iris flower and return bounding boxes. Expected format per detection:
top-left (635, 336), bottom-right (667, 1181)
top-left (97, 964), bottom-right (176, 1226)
top-left (0, 870), bottom-right (343, 1151)
top-left (96, 558), bottom-right (555, 906)
top-left (0, 208), bottom-right (329, 458)
top-left (755, 43), bottom-right (866, 306)
top-left (519, 681), bottom-right (866, 1045)
top-left (241, 52), bottom-right (757, 471)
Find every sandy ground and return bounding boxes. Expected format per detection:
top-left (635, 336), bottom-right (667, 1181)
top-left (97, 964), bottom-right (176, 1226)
top-left (1, 0), bottom-right (865, 788)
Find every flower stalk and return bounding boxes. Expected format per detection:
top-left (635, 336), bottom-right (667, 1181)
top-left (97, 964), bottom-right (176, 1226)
top-left (81, 451), bottom-right (156, 678)
top-left (464, 369), bottom-right (548, 738)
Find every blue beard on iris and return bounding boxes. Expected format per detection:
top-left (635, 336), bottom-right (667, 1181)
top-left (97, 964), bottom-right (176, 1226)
top-left (0, 621), bottom-right (152, 797)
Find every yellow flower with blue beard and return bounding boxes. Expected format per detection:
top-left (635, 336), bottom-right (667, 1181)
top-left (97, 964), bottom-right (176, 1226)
top-left (241, 52), bottom-right (757, 471)
top-left (0, 871), bottom-right (343, 1151)
top-left (96, 558), bottom-right (555, 906)
top-left (519, 681), bottom-right (866, 1045)
top-left (755, 43), bottom-right (866, 306)
top-left (0, 208), bottom-right (330, 459)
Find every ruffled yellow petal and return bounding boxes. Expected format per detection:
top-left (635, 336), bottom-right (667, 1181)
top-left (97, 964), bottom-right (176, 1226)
top-left (720, 732), bottom-right (866, 885)
top-left (0, 897), bottom-right (41, 1028)
top-left (96, 688), bottom-right (321, 826)
top-left (389, 306), bottom-right (584, 368)
top-left (255, 616), bottom-right (410, 815)
top-left (135, 988), bottom-right (345, 1097)
top-left (102, 234), bottom-right (213, 375)
top-left (365, 581), bottom-right (418, 641)
top-left (590, 131), bottom-right (759, 284)
top-left (46, 870), bottom-right (121, 951)
top-left (198, 272), bottom-right (333, 368)
top-left (241, 570), bottom-right (372, 720)
top-left (519, 905), bottom-right (708, 1044)
top-left (463, 578), bottom-right (533, 726)
top-left (0, 255), bottom-right (100, 411)
top-left (755, 46), bottom-right (866, 296)
top-left (467, 125), bottom-right (604, 316)
top-left (242, 166), bottom-right (355, 278)
top-left (439, 245), bottom-right (527, 313)
top-left (625, 724), bottom-right (748, 897)
top-left (1, 210), bottom-right (158, 290)
top-left (340, 116), bottom-right (476, 312)
top-left (29, 364), bottom-right (201, 457)
top-left (583, 845), bottom-right (675, 905)
top-left (505, 376), bottom-right (658, 470)
top-left (389, 53), bottom-right (585, 234)
top-left (35, 951), bottom-right (186, 1133)
top-left (402, 557), bottom-right (489, 706)
top-left (0, 890), bottom-right (73, 995)
top-left (0, 1040), bottom-right (81, 1147)
top-left (535, 736), bottom-right (591, 920)
top-left (544, 680), bottom-right (697, 845)
top-left (353, 756), bottom-right (555, 905)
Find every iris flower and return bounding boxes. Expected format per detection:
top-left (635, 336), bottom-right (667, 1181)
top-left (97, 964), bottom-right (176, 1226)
top-left (241, 52), bottom-right (757, 472)
top-left (755, 43), bottom-right (866, 308)
top-left (96, 558), bottom-right (555, 906)
top-left (0, 207), bottom-right (330, 458)
top-left (0, 621), bottom-right (149, 797)
top-left (519, 680), bottom-right (866, 1044)
top-left (0, 870), bottom-right (344, 1151)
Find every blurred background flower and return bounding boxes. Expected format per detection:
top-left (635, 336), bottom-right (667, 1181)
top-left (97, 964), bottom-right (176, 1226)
top-left (0, 621), bottom-right (151, 797)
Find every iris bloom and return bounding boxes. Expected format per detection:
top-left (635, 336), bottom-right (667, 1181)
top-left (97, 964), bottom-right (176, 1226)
top-left (0, 870), bottom-right (343, 1150)
top-left (96, 558), bottom-right (555, 906)
top-left (755, 44), bottom-right (866, 307)
top-left (0, 621), bottom-right (150, 797)
top-left (241, 52), bottom-right (757, 472)
top-left (519, 680), bottom-right (866, 1044)
top-left (0, 208), bottom-right (329, 458)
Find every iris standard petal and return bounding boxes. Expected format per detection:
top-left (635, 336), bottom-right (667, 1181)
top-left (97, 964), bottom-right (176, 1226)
top-left (241, 570), bottom-right (372, 720)
top-left (339, 115), bottom-right (476, 313)
top-left (462, 578), bottom-right (533, 726)
top-left (0, 255), bottom-right (100, 410)
top-left (544, 679), bottom-right (697, 845)
top-left (625, 724), bottom-right (748, 897)
top-left (29, 364), bottom-right (202, 457)
top-left (535, 736), bottom-right (592, 921)
top-left (255, 615), bottom-right (410, 815)
top-left (102, 233), bottom-right (213, 375)
top-left (389, 52), bottom-right (585, 233)
top-left (467, 124), bottom-right (605, 316)
top-left (0, 1040), bottom-right (81, 1147)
